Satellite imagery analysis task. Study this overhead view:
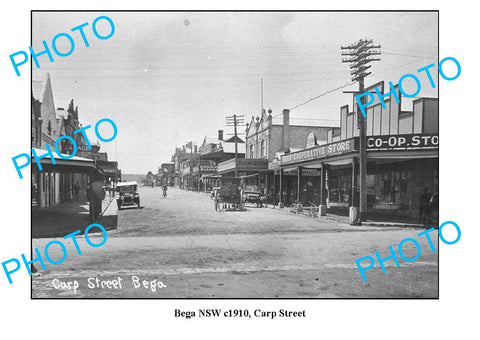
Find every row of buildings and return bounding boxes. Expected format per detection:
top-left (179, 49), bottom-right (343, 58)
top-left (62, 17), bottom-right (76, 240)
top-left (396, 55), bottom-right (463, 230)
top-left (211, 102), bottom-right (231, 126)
top-left (31, 73), bottom-right (120, 216)
top-left (160, 80), bottom-right (438, 223)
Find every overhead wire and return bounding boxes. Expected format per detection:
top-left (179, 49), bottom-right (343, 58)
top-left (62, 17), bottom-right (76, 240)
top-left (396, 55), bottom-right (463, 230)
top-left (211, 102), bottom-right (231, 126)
top-left (289, 82), bottom-right (356, 111)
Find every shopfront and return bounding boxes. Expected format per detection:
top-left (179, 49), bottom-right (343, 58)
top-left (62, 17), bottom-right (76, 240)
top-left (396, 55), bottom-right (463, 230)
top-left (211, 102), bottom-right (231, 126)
top-left (279, 133), bottom-right (438, 222)
top-left (31, 149), bottom-right (97, 218)
top-left (365, 133), bottom-right (438, 221)
top-left (193, 160), bottom-right (218, 191)
top-left (279, 138), bottom-right (357, 208)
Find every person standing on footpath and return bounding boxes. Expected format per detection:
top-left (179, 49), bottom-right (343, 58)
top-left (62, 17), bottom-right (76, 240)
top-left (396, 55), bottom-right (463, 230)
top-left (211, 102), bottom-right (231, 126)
top-left (91, 181), bottom-right (105, 221)
top-left (74, 181), bottom-right (80, 201)
top-left (418, 187), bottom-right (431, 225)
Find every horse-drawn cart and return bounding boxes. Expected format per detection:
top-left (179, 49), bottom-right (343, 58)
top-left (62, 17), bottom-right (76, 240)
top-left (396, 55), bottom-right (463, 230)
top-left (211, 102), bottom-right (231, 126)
top-left (214, 177), bottom-right (243, 211)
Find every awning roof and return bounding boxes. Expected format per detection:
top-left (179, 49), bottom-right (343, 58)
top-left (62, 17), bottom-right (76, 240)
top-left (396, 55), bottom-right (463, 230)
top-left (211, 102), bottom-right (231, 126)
top-left (117, 181), bottom-right (138, 186)
top-left (32, 147), bottom-right (95, 169)
top-left (217, 158), bottom-right (269, 174)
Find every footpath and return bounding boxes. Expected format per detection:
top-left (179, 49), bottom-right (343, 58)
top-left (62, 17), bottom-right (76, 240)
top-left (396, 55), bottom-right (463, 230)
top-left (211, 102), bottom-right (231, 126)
top-left (267, 204), bottom-right (433, 229)
top-left (32, 196), bottom-right (118, 238)
top-left (182, 189), bottom-right (432, 229)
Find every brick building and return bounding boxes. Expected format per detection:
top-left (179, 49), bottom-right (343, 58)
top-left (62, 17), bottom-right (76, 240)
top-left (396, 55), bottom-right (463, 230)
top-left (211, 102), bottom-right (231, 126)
top-left (240, 108), bottom-right (334, 203)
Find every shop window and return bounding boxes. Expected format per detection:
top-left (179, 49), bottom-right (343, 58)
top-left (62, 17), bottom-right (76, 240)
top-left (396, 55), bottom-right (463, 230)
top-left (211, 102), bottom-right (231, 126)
top-left (327, 168), bottom-right (352, 206)
top-left (301, 177), bottom-right (320, 205)
top-left (371, 168), bottom-right (412, 209)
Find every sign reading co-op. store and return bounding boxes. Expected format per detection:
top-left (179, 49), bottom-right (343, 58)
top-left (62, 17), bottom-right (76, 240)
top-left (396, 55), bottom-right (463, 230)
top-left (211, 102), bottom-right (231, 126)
top-left (366, 134), bottom-right (438, 151)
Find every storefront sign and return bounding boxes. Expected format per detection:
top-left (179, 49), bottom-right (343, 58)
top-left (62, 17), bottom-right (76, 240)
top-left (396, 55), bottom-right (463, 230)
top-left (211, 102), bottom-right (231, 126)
top-left (62, 144), bottom-right (92, 153)
top-left (239, 158), bottom-right (268, 171)
top-left (218, 158), bottom-right (269, 173)
top-left (284, 169), bottom-right (321, 176)
top-left (281, 138), bottom-right (356, 166)
top-left (366, 134), bottom-right (438, 151)
top-left (303, 169), bottom-right (321, 176)
top-left (200, 165), bottom-right (217, 172)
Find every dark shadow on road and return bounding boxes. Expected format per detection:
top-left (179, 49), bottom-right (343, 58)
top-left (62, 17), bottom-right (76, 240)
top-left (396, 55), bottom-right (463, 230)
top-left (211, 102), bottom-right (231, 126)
top-left (32, 200), bottom-right (118, 239)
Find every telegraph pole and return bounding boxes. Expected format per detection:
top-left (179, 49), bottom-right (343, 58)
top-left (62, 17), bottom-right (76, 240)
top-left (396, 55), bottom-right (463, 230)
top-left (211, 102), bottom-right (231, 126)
top-left (341, 39), bottom-right (381, 223)
top-left (226, 114), bottom-right (245, 178)
top-left (188, 141), bottom-right (193, 189)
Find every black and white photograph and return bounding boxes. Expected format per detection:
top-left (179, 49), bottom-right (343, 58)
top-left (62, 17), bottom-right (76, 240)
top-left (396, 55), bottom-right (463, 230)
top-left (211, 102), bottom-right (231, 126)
top-left (28, 10), bottom-right (440, 299)
top-left (3, 0), bottom-right (480, 338)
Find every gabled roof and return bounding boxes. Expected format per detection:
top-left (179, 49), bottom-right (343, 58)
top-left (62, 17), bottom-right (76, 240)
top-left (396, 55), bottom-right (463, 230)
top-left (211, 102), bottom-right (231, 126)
top-left (56, 116), bottom-right (66, 136)
top-left (224, 135), bottom-right (244, 143)
top-left (202, 136), bottom-right (220, 146)
top-left (32, 73), bottom-right (51, 103)
top-left (246, 109), bottom-right (272, 137)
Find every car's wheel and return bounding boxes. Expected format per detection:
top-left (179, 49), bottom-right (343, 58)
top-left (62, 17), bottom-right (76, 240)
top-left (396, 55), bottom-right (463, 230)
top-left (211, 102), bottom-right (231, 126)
top-left (137, 199), bottom-right (141, 208)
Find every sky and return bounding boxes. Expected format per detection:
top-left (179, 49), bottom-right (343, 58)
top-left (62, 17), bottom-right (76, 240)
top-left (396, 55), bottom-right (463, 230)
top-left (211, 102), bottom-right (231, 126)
top-left (32, 11), bottom-right (438, 174)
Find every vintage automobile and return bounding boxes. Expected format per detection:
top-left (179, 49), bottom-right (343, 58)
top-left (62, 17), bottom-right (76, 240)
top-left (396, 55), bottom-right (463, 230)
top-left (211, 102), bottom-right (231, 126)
top-left (116, 181), bottom-right (140, 209)
top-left (241, 185), bottom-right (265, 207)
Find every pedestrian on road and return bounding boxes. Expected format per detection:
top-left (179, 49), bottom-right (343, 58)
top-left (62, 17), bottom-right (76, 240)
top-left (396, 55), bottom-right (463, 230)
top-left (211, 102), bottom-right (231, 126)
top-left (162, 182), bottom-right (168, 198)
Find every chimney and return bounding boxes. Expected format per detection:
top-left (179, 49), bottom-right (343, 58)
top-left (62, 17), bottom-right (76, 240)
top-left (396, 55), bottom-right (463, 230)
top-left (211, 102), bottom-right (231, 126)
top-left (268, 109), bottom-right (273, 127)
top-left (282, 109), bottom-right (290, 151)
top-left (218, 129), bottom-right (224, 141)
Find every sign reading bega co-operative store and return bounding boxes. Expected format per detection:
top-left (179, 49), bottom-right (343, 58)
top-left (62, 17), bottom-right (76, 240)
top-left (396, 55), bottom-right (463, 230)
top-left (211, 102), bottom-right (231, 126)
top-left (281, 138), bottom-right (356, 166)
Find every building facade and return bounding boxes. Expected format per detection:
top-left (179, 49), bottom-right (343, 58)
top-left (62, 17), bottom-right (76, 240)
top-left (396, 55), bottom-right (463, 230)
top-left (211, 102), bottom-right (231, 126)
top-left (243, 108), bottom-right (334, 203)
top-left (31, 73), bottom-right (117, 209)
top-left (277, 81), bottom-right (438, 223)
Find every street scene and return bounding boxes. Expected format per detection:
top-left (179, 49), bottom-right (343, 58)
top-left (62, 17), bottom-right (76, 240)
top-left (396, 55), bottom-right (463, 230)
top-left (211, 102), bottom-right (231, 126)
top-left (32, 186), bottom-right (438, 298)
top-left (30, 11), bottom-right (439, 298)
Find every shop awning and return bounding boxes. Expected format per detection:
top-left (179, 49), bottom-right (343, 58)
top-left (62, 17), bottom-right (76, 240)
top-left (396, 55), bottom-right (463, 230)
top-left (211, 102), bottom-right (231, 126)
top-left (217, 158), bottom-right (269, 174)
top-left (368, 150), bottom-right (438, 159)
top-left (96, 161), bottom-right (119, 177)
top-left (32, 147), bottom-right (96, 172)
